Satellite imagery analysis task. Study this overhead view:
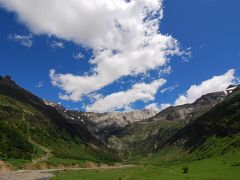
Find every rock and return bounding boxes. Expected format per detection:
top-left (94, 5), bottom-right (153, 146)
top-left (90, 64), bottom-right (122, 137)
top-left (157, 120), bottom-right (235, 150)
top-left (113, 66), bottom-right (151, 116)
top-left (0, 161), bottom-right (11, 174)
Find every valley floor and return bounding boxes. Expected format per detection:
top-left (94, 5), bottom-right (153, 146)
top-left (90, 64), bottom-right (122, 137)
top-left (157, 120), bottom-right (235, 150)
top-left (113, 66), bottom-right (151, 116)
top-left (0, 165), bottom-right (134, 180)
top-left (51, 153), bottom-right (240, 180)
top-left (1, 153), bottom-right (240, 180)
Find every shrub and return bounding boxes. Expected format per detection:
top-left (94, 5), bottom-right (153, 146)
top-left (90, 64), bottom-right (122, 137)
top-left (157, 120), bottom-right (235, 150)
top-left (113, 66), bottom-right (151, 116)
top-left (182, 166), bottom-right (189, 174)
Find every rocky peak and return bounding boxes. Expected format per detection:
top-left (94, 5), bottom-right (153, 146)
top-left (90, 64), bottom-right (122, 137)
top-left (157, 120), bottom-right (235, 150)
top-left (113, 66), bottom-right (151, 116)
top-left (88, 109), bottom-right (158, 128)
top-left (43, 99), bottom-right (67, 112)
top-left (44, 99), bottom-right (60, 108)
top-left (4, 75), bottom-right (12, 81)
top-left (193, 91), bottom-right (226, 106)
top-left (152, 91), bottom-right (226, 123)
top-left (0, 75), bottom-right (21, 90)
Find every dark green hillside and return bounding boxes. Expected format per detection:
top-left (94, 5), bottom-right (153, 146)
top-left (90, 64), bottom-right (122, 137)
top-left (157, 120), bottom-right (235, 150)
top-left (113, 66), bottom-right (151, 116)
top-left (0, 76), bottom-right (118, 168)
top-left (167, 86), bottom-right (240, 147)
top-left (150, 86), bottom-right (240, 163)
top-left (107, 120), bottom-right (182, 158)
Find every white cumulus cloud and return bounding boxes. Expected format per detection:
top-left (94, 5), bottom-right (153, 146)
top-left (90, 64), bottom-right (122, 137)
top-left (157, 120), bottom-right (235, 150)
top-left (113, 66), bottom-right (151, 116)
top-left (175, 69), bottom-right (237, 105)
top-left (86, 78), bottom-right (166, 113)
top-left (145, 103), bottom-right (159, 111)
top-left (0, 0), bottom-right (182, 102)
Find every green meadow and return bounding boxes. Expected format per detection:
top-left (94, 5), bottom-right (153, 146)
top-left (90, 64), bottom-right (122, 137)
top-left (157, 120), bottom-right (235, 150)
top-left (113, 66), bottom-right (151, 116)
top-left (52, 152), bottom-right (240, 180)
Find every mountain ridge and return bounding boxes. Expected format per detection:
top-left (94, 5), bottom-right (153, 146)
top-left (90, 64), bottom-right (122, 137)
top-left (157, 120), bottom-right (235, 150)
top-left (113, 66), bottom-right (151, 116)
top-left (0, 75), bottom-right (239, 168)
top-left (42, 74), bottom-right (237, 158)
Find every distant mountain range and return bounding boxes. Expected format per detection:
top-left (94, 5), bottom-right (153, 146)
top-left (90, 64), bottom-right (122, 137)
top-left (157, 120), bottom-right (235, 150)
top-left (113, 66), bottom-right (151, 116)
top-left (0, 75), bottom-right (239, 168)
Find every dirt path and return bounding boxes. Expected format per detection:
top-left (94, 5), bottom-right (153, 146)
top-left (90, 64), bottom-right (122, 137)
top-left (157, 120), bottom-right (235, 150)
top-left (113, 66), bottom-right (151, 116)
top-left (0, 165), bottom-right (134, 180)
top-left (28, 138), bottom-right (52, 165)
top-left (0, 170), bottom-right (54, 180)
top-left (0, 138), bottom-right (134, 179)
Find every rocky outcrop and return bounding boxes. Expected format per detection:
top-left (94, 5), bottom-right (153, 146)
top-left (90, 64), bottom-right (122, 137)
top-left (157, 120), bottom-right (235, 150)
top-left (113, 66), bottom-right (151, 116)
top-left (44, 101), bottom-right (158, 142)
top-left (151, 91), bottom-right (226, 124)
top-left (89, 109), bottom-right (158, 128)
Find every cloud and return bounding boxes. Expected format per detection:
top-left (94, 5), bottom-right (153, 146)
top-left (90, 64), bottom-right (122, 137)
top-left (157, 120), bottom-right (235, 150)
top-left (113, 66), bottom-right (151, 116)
top-left (35, 81), bottom-right (44, 88)
top-left (145, 103), bottom-right (159, 111)
top-left (73, 52), bottom-right (84, 60)
top-left (175, 69), bottom-right (237, 105)
top-left (149, 69), bottom-right (238, 111)
top-left (49, 40), bottom-right (64, 49)
top-left (86, 78), bottom-right (166, 113)
top-left (158, 66), bottom-right (172, 75)
top-left (160, 84), bottom-right (179, 93)
top-left (0, 0), bottom-right (182, 101)
top-left (236, 76), bottom-right (240, 84)
top-left (8, 33), bottom-right (33, 47)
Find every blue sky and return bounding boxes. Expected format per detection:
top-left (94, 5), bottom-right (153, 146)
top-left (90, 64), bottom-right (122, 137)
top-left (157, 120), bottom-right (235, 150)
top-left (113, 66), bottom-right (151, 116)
top-left (0, 0), bottom-right (239, 112)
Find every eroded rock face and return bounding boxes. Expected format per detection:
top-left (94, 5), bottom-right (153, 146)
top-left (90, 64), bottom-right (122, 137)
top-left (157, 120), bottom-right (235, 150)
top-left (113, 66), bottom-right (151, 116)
top-left (44, 100), bottom-right (158, 127)
top-left (43, 101), bottom-right (158, 142)
top-left (151, 91), bottom-right (226, 124)
top-left (89, 109), bottom-right (159, 128)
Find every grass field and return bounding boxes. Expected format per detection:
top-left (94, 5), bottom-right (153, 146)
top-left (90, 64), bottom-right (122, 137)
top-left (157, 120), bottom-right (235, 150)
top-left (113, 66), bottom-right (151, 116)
top-left (52, 152), bottom-right (240, 180)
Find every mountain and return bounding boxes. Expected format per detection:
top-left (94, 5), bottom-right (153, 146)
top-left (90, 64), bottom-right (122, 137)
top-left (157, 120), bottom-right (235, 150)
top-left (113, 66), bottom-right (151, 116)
top-left (146, 85), bottom-right (240, 163)
top-left (44, 85), bottom-right (231, 159)
top-left (164, 85), bottom-right (240, 149)
top-left (1, 75), bottom-right (239, 168)
top-left (86, 91), bottom-right (227, 158)
top-left (87, 109), bottom-right (158, 129)
top-left (0, 76), bottom-right (118, 168)
top-left (46, 100), bottom-right (158, 143)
